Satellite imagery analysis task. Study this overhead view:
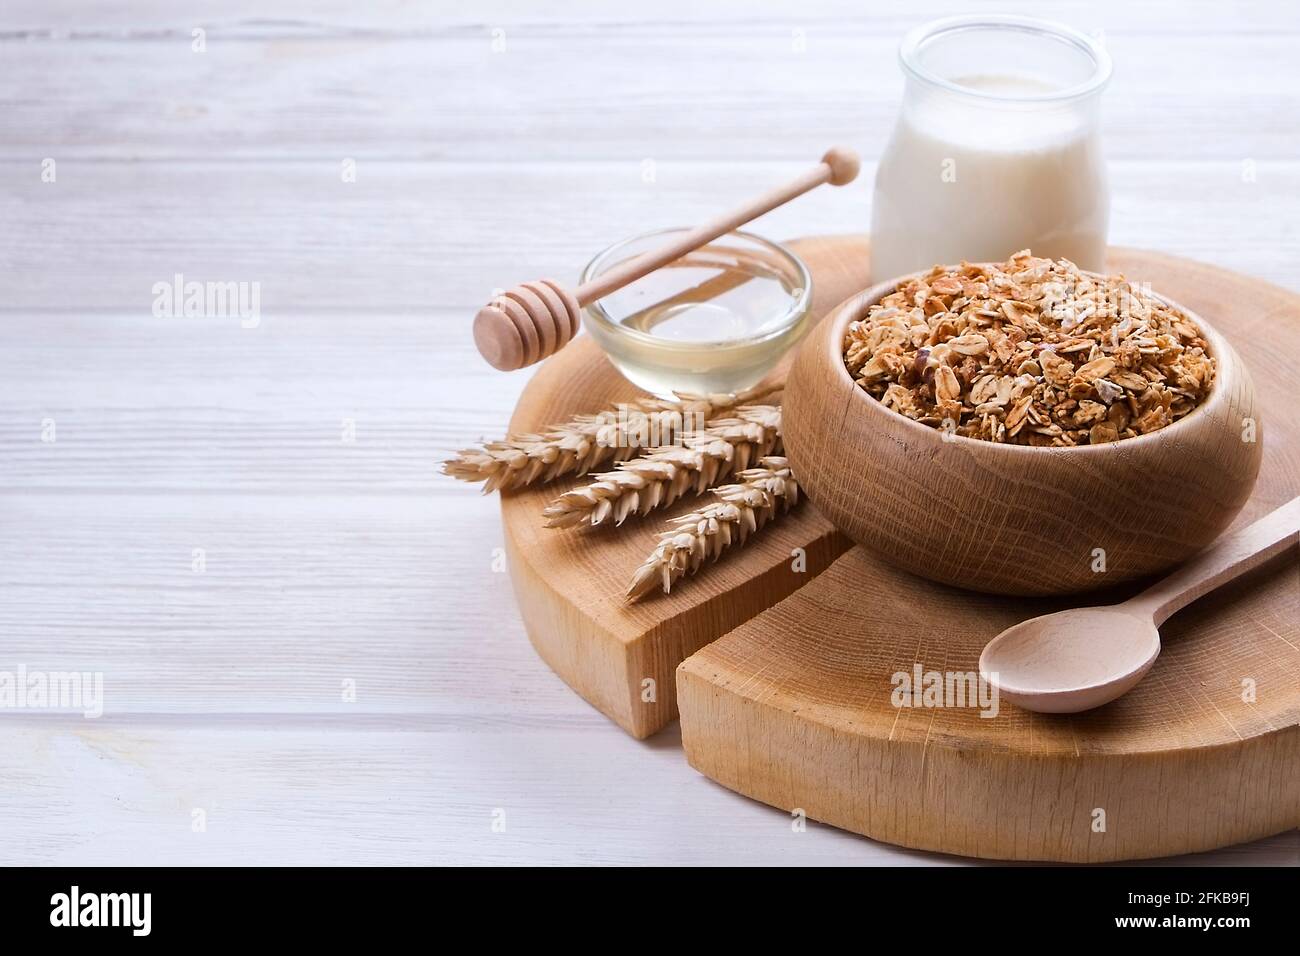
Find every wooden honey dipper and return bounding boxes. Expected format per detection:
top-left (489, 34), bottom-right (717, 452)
top-left (473, 146), bottom-right (861, 371)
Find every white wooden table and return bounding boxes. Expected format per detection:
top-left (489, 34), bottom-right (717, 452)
top-left (2, 0), bottom-right (1297, 865)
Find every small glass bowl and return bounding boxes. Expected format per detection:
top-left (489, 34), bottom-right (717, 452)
top-left (579, 228), bottom-right (813, 399)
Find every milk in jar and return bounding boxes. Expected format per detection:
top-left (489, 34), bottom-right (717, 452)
top-left (870, 16), bottom-right (1112, 283)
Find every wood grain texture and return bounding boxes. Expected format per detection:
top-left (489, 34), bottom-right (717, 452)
top-left (5, 0), bottom-right (1297, 35)
top-left (678, 246), bottom-right (1300, 861)
top-left (6, 162), bottom-right (1300, 310)
top-left (679, 544), bottom-right (1299, 861)
top-left (783, 260), bottom-right (1262, 595)
top-left (502, 235), bottom-right (872, 737)
top-left (3, 9), bottom-right (1298, 162)
top-left (3, 715), bottom-right (1290, 866)
top-left (0, 311), bottom-right (519, 494)
top-left (0, 493), bottom-right (554, 716)
top-left (978, 497), bottom-right (1300, 714)
top-left (1137, 497), bottom-right (1300, 624)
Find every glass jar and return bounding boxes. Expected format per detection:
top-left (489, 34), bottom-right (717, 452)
top-left (870, 15), bottom-right (1112, 284)
top-left (580, 229), bottom-right (812, 399)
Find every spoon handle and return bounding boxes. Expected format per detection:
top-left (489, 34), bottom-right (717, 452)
top-left (1129, 496), bottom-right (1300, 625)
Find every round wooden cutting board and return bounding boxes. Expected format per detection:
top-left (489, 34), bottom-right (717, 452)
top-left (504, 235), bottom-right (1299, 860)
top-left (676, 240), bottom-right (1300, 862)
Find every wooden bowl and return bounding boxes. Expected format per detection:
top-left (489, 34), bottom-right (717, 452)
top-left (783, 279), bottom-right (1263, 596)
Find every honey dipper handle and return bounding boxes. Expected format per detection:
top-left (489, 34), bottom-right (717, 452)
top-left (1127, 496), bottom-right (1300, 626)
top-left (573, 147), bottom-right (860, 305)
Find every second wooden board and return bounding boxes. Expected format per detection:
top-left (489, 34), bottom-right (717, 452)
top-left (678, 244), bottom-right (1300, 861)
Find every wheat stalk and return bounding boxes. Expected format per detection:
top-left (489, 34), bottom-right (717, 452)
top-left (542, 405), bottom-right (782, 528)
top-left (625, 457), bottom-right (799, 602)
top-left (442, 385), bottom-right (779, 493)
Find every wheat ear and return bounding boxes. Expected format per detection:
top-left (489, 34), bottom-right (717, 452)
top-left (625, 457), bottom-right (799, 602)
top-left (442, 385), bottom-right (779, 493)
top-left (542, 405), bottom-right (782, 529)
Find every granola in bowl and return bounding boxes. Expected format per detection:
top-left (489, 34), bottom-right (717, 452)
top-left (842, 251), bottom-right (1216, 446)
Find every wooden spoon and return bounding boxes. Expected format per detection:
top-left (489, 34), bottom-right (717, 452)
top-left (979, 496), bottom-right (1300, 713)
top-left (472, 147), bottom-right (861, 371)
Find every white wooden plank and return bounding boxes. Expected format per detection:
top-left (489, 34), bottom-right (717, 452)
top-left (3, 0), bottom-right (1297, 35)
top-left (0, 312), bottom-right (524, 491)
top-left (0, 719), bottom-right (1293, 865)
top-left (1, 30), bottom-right (1297, 161)
top-left (0, 491), bottom-right (593, 716)
top-left (4, 161), bottom-right (1298, 312)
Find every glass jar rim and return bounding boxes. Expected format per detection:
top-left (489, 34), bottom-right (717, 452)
top-left (899, 14), bottom-right (1112, 104)
top-left (579, 228), bottom-right (813, 351)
